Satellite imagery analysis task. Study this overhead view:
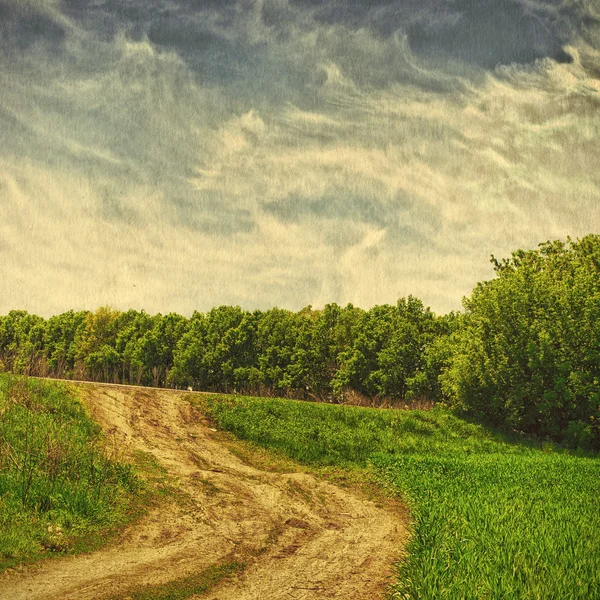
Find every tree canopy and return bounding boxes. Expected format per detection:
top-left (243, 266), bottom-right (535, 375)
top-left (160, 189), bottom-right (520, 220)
top-left (441, 235), bottom-right (600, 449)
top-left (0, 298), bottom-right (445, 406)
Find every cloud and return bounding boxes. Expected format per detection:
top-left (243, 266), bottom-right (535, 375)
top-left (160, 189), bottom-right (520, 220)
top-left (1, 0), bottom-right (600, 317)
top-left (0, 1), bottom-right (66, 53)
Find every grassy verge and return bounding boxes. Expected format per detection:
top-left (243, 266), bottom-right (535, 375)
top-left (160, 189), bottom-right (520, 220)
top-left (196, 393), bottom-right (600, 599)
top-left (0, 374), bottom-right (141, 571)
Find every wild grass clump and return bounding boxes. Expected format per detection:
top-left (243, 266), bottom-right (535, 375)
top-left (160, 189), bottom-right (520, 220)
top-left (108, 561), bottom-right (245, 600)
top-left (0, 375), bottom-right (139, 570)
top-left (199, 393), bottom-right (600, 599)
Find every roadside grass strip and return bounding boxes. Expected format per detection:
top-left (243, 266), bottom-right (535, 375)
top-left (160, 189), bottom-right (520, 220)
top-left (0, 375), bottom-right (140, 571)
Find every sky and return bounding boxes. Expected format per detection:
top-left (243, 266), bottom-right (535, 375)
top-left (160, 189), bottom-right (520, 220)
top-left (1, 0), bottom-right (599, 317)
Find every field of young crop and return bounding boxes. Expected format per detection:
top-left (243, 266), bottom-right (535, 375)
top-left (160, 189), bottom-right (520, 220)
top-left (199, 394), bottom-right (600, 599)
top-left (0, 375), bottom-right (139, 570)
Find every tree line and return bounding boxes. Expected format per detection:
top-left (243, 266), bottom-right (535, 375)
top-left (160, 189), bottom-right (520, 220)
top-left (2, 234), bottom-right (599, 449)
top-left (0, 298), bottom-right (452, 404)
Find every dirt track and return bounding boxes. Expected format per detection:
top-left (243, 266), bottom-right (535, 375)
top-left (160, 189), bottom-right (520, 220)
top-left (0, 384), bottom-right (407, 599)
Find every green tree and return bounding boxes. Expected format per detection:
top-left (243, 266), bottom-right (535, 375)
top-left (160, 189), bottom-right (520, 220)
top-left (75, 307), bottom-right (121, 381)
top-left (333, 298), bottom-right (441, 403)
top-left (44, 310), bottom-right (88, 378)
top-left (0, 311), bottom-right (47, 375)
top-left (442, 236), bottom-right (600, 449)
top-left (255, 308), bottom-right (300, 396)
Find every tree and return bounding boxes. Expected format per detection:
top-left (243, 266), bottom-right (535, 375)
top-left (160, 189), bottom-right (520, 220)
top-left (44, 310), bottom-right (88, 378)
top-left (333, 298), bottom-right (441, 403)
top-left (115, 310), bottom-right (155, 384)
top-left (75, 307), bottom-right (121, 381)
top-left (442, 236), bottom-right (600, 449)
top-left (0, 311), bottom-right (47, 375)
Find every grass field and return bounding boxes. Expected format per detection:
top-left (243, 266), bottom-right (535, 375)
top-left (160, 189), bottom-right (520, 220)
top-left (0, 375), bottom-right (140, 571)
top-left (198, 394), bottom-right (600, 600)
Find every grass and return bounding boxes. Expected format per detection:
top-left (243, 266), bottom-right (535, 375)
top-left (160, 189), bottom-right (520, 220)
top-left (375, 452), bottom-right (600, 599)
top-left (108, 561), bottom-right (245, 600)
top-left (197, 393), bottom-right (600, 599)
top-left (0, 374), bottom-right (141, 571)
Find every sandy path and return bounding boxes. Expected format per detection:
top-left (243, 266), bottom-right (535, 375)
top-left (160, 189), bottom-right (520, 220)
top-left (0, 384), bottom-right (407, 600)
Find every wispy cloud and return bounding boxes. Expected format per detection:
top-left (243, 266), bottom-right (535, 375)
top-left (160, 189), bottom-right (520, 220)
top-left (1, 0), bottom-right (599, 316)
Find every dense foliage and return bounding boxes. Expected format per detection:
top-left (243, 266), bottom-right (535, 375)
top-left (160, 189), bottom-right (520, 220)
top-left (0, 299), bottom-right (448, 404)
top-left (442, 235), bottom-right (600, 450)
top-left (199, 394), bottom-right (600, 600)
top-left (0, 375), bottom-right (138, 569)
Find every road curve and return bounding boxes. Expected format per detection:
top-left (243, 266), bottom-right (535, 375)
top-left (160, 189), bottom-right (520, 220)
top-left (0, 383), bottom-right (407, 600)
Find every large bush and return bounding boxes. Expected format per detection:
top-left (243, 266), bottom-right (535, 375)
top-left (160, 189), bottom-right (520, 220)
top-left (442, 235), bottom-right (600, 449)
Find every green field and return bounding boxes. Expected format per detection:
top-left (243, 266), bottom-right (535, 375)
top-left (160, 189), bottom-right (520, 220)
top-left (0, 375), bottom-right (139, 571)
top-left (199, 394), bottom-right (600, 600)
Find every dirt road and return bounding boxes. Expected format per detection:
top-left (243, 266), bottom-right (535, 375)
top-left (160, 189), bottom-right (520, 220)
top-left (0, 384), bottom-right (407, 599)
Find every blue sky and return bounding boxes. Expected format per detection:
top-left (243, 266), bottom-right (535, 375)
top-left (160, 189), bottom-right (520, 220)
top-left (1, 0), bottom-right (599, 316)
